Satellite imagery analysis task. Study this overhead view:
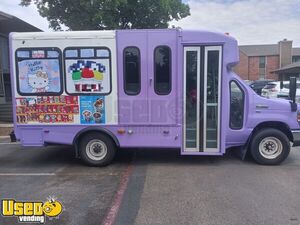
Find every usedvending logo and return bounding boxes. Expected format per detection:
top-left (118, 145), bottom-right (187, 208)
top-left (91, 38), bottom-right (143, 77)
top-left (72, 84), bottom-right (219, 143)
top-left (1, 197), bottom-right (63, 223)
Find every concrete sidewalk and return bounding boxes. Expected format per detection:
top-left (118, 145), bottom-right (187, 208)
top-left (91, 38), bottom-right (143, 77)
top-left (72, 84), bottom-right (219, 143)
top-left (0, 123), bottom-right (13, 137)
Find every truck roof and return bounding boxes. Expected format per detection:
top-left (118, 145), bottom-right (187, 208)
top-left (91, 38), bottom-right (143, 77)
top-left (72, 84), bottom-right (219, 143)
top-left (10, 29), bottom-right (239, 67)
top-left (9, 29), bottom-right (237, 44)
top-left (9, 30), bottom-right (116, 39)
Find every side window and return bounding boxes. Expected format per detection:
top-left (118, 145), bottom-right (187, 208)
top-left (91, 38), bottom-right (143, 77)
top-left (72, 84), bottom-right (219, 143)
top-left (124, 47), bottom-right (140, 95)
top-left (154, 46), bottom-right (171, 95)
top-left (64, 47), bottom-right (111, 95)
top-left (230, 81), bottom-right (245, 129)
top-left (15, 48), bottom-right (62, 95)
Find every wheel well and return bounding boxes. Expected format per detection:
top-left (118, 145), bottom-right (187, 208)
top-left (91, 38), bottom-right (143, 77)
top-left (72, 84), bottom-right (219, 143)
top-left (239, 121), bottom-right (293, 160)
top-left (252, 121), bottom-right (293, 142)
top-left (73, 128), bottom-right (119, 158)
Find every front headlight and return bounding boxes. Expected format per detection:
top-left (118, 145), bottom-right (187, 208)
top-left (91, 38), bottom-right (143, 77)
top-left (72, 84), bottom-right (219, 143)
top-left (297, 110), bottom-right (300, 123)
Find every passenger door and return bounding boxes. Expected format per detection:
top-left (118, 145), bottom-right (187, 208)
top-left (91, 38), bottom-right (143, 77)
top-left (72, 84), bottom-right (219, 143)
top-left (118, 30), bottom-right (177, 125)
top-left (183, 46), bottom-right (222, 152)
top-left (147, 30), bottom-right (177, 125)
top-left (118, 31), bottom-right (149, 124)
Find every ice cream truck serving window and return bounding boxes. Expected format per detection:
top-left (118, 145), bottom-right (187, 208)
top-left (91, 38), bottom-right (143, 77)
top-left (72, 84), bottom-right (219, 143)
top-left (15, 48), bottom-right (63, 95)
top-left (64, 47), bottom-right (111, 95)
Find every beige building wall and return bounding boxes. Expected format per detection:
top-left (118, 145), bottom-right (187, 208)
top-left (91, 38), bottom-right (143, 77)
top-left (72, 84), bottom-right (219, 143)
top-left (279, 39), bottom-right (292, 68)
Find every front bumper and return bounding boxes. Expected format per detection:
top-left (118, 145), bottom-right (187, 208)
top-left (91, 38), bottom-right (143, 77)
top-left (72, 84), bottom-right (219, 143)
top-left (291, 130), bottom-right (300, 146)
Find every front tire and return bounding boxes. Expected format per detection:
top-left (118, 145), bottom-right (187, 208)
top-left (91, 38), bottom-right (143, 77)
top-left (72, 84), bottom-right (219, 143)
top-left (250, 128), bottom-right (290, 165)
top-left (79, 132), bottom-right (116, 166)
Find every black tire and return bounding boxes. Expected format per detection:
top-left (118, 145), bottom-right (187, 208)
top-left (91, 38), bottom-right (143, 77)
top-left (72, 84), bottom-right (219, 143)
top-left (79, 132), bottom-right (116, 166)
top-left (250, 128), bottom-right (290, 165)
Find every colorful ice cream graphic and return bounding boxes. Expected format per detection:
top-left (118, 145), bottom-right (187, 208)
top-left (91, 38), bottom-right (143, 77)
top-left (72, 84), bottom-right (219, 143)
top-left (69, 60), bottom-right (106, 92)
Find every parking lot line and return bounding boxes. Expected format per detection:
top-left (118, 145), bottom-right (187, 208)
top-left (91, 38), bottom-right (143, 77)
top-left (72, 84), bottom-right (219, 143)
top-left (101, 163), bottom-right (134, 225)
top-left (0, 173), bottom-right (56, 176)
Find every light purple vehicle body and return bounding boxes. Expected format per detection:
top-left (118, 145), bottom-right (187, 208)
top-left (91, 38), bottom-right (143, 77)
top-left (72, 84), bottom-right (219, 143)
top-left (9, 29), bottom-right (300, 166)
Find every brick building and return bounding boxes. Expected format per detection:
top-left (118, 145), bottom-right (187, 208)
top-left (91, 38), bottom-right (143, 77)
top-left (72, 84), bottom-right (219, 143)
top-left (234, 39), bottom-right (300, 81)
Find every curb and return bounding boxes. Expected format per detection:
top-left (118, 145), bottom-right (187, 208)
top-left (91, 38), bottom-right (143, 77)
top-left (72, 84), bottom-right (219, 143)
top-left (0, 136), bottom-right (10, 139)
top-left (0, 124), bottom-right (13, 128)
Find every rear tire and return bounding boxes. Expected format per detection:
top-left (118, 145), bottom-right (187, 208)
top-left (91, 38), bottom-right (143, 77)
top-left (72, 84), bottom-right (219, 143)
top-left (79, 132), bottom-right (116, 166)
top-left (250, 128), bottom-right (290, 165)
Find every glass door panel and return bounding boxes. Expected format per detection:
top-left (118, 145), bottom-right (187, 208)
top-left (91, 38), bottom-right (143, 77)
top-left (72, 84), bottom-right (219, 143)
top-left (183, 46), bottom-right (221, 153)
top-left (204, 46), bottom-right (222, 152)
top-left (184, 47), bottom-right (200, 151)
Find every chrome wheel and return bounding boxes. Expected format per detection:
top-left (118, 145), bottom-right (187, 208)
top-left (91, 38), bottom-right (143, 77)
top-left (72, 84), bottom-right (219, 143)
top-left (258, 137), bottom-right (283, 159)
top-left (86, 139), bottom-right (107, 161)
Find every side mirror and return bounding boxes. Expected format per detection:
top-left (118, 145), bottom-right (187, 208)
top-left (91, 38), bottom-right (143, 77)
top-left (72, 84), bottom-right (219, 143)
top-left (289, 77), bottom-right (297, 112)
top-left (289, 77), bottom-right (296, 103)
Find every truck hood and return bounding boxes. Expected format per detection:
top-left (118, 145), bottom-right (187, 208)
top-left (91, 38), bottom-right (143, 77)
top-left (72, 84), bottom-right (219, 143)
top-left (254, 95), bottom-right (292, 111)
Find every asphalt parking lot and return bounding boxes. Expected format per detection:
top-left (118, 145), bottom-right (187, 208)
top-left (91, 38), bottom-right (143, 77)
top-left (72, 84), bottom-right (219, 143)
top-left (0, 140), bottom-right (300, 225)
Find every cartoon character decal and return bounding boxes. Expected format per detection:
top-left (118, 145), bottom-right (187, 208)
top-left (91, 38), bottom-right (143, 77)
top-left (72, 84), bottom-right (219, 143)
top-left (28, 71), bottom-right (50, 93)
top-left (69, 60), bottom-right (106, 92)
top-left (17, 59), bottom-right (61, 94)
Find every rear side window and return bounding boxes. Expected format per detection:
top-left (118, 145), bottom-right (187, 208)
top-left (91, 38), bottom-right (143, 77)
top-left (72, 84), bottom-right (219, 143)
top-left (15, 48), bottom-right (63, 96)
top-left (230, 81), bottom-right (244, 129)
top-left (124, 47), bottom-right (140, 95)
top-left (154, 46), bottom-right (171, 95)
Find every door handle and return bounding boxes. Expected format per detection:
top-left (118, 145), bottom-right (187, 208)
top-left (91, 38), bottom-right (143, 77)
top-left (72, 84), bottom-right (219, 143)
top-left (149, 78), bottom-right (153, 86)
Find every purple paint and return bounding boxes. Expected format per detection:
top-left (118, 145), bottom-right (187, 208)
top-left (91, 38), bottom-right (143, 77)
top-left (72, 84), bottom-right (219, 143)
top-left (9, 29), bottom-right (300, 163)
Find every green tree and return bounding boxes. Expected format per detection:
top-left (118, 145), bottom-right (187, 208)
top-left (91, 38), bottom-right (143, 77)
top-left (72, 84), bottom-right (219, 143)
top-left (20, 0), bottom-right (190, 30)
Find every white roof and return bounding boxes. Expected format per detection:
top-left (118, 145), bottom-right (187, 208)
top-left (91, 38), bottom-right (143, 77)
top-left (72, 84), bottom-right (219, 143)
top-left (10, 30), bottom-right (116, 40)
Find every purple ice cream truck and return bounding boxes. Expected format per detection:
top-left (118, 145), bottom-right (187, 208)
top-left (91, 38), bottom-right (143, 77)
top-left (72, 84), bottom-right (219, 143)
top-left (9, 29), bottom-right (300, 166)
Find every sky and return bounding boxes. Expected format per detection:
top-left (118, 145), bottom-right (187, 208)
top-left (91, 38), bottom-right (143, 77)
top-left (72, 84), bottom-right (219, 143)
top-left (1, 0), bottom-right (300, 46)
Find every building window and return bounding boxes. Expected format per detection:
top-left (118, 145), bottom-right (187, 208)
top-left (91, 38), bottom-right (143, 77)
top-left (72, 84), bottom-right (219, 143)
top-left (292, 56), bottom-right (300, 63)
top-left (154, 46), bottom-right (171, 95)
top-left (15, 48), bottom-right (63, 96)
top-left (64, 47), bottom-right (111, 95)
top-left (259, 56), bottom-right (266, 68)
top-left (259, 56), bottom-right (266, 79)
top-left (230, 81), bottom-right (244, 129)
top-left (124, 47), bottom-right (141, 95)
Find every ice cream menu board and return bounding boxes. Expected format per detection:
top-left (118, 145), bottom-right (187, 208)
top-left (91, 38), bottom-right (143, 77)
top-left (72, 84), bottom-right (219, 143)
top-left (16, 96), bottom-right (79, 124)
